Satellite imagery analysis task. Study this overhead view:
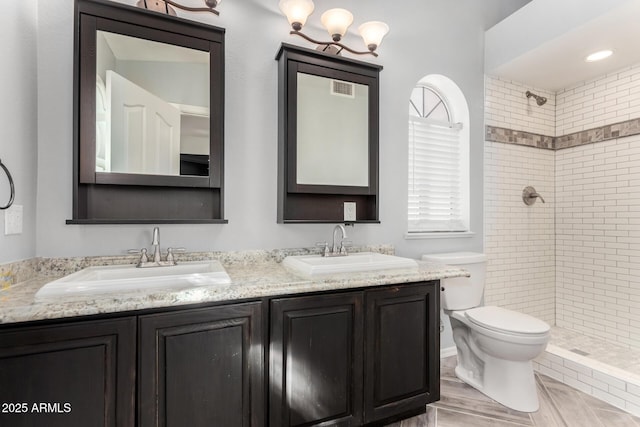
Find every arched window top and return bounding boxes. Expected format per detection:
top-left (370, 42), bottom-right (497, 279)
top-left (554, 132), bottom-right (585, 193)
top-left (409, 85), bottom-right (451, 122)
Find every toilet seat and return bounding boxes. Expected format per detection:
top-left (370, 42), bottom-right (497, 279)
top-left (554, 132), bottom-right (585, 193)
top-left (465, 306), bottom-right (550, 337)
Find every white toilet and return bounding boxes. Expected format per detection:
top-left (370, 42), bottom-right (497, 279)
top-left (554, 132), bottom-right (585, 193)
top-left (422, 252), bottom-right (550, 412)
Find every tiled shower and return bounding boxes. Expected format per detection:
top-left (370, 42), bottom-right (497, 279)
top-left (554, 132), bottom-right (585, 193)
top-left (484, 65), bottom-right (640, 414)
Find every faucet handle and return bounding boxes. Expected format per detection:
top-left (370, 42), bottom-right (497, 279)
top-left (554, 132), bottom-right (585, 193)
top-left (339, 240), bottom-right (353, 255)
top-left (315, 241), bottom-right (330, 257)
top-left (128, 248), bottom-right (149, 265)
top-left (166, 247), bottom-right (186, 265)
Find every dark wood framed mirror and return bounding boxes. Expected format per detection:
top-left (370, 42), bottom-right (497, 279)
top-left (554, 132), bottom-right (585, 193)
top-left (69, 0), bottom-right (226, 224)
top-left (276, 44), bottom-right (382, 223)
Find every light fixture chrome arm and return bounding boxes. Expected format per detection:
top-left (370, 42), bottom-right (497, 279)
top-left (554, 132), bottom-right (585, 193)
top-left (290, 30), bottom-right (378, 57)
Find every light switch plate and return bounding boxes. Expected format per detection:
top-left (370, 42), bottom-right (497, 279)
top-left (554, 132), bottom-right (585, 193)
top-left (344, 202), bottom-right (356, 222)
top-left (4, 204), bottom-right (23, 235)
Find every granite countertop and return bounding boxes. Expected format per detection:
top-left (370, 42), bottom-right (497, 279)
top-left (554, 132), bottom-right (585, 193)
top-left (0, 246), bottom-right (467, 325)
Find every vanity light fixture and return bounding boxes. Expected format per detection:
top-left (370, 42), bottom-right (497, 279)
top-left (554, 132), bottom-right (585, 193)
top-left (136, 0), bottom-right (222, 16)
top-left (585, 49), bottom-right (613, 62)
top-left (279, 0), bottom-right (389, 57)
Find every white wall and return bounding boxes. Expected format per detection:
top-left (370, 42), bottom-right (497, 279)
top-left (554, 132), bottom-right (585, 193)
top-left (0, 2), bottom-right (38, 263)
top-left (484, 76), bottom-right (556, 325)
top-left (485, 76), bottom-right (555, 136)
top-left (484, 142), bottom-right (556, 324)
top-left (486, 64), bottom-right (640, 349)
top-left (556, 63), bottom-right (640, 135)
top-left (34, 0), bottom-right (528, 260)
top-left (555, 65), bottom-right (640, 350)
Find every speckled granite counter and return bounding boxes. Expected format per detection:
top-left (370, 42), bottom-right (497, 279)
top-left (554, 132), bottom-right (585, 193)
top-left (0, 246), bottom-right (467, 325)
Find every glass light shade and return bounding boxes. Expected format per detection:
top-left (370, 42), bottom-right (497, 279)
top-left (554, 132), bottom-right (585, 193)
top-left (279, 0), bottom-right (315, 31)
top-left (320, 8), bottom-right (354, 42)
top-left (358, 21), bottom-right (389, 51)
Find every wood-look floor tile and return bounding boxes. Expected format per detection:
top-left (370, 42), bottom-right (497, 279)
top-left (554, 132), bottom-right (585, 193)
top-left (538, 374), bottom-right (605, 427)
top-left (386, 357), bottom-right (639, 427)
top-left (576, 387), bottom-right (629, 414)
top-left (433, 393), bottom-right (533, 425)
top-left (591, 408), bottom-right (640, 427)
top-left (529, 374), bottom-right (567, 427)
top-left (396, 410), bottom-right (430, 427)
top-left (435, 407), bottom-right (531, 427)
top-left (440, 377), bottom-right (495, 403)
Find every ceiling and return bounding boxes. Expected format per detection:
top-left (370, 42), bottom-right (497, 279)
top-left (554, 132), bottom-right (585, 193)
top-left (486, 0), bottom-right (640, 92)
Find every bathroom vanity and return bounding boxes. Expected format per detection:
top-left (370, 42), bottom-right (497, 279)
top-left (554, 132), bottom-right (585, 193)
top-left (0, 251), bottom-right (464, 426)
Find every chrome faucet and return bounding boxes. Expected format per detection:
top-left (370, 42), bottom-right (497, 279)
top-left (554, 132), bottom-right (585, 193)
top-left (128, 227), bottom-right (185, 267)
top-left (332, 224), bottom-right (347, 255)
top-left (316, 225), bottom-right (352, 257)
top-left (151, 227), bottom-right (162, 263)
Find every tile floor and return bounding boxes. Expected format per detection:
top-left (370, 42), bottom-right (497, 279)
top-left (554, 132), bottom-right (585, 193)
top-left (385, 356), bottom-right (640, 427)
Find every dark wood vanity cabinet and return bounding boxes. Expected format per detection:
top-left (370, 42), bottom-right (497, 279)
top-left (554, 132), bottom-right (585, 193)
top-left (138, 302), bottom-right (263, 427)
top-left (364, 283), bottom-right (440, 424)
top-left (0, 317), bottom-right (136, 427)
top-left (270, 292), bottom-right (364, 426)
top-left (269, 281), bottom-right (440, 426)
top-left (0, 281), bottom-right (438, 427)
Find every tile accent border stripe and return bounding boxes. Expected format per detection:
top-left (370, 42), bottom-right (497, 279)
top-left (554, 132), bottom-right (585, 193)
top-left (555, 117), bottom-right (640, 149)
top-left (486, 117), bottom-right (640, 150)
top-left (485, 126), bottom-right (554, 149)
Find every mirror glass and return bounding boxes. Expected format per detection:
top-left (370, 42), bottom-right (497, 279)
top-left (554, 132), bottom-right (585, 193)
top-left (95, 31), bottom-right (210, 177)
top-left (296, 73), bottom-right (369, 187)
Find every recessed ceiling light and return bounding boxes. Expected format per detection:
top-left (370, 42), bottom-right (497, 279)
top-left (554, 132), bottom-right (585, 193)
top-left (585, 50), bottom-right (613, 62)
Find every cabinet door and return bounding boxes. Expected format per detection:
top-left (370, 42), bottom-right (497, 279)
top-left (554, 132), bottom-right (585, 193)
top-left (138, 302), bottom-right (263, 427)
top-left (270, 292), bottom-right (363, 427)
top-left (0, 317), bottom-right (136, 427)
top-left (364, 282), bottom-right (440, 424)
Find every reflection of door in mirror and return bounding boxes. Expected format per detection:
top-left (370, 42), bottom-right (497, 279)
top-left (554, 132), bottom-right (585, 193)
top-left (95, 30), bottom-right (210, 176)
top-left (296, 73), bottom-right (369, 187)
top-left (108, 70), bottom-right (181, 175)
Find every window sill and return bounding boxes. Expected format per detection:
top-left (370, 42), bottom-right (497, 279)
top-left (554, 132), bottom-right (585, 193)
top-left (404, 231), bottom-right (475, 240)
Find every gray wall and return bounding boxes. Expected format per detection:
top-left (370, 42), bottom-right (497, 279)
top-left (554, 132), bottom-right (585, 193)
top-left (32, 0), bottom-right (529, 346)
top-left (0, 1), bottom-right (38, 263)
top-left (35, 0), bottom-right (528, 258)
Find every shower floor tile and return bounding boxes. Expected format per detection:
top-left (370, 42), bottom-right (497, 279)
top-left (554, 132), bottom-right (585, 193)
top-left (384, 355), bottom-right (640, 427)
top-left (550, 327), bottom-right (640, 376)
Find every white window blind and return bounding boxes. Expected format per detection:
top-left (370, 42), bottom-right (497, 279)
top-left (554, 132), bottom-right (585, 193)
top-left (408, 117), bottom-right (467, 232)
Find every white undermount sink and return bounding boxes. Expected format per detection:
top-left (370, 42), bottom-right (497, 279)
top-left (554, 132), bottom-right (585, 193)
top-left (282, 252), bottom-right (419, 277)
top-left (35, 260), bottom-right (231, 300)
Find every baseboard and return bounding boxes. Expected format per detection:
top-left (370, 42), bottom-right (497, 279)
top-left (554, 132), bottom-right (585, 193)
top-left (440, 346), bottom-right (457, 359)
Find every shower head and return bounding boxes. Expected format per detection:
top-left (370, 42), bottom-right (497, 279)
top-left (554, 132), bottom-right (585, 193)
top-left (526, 90), bottom-right (547, 106)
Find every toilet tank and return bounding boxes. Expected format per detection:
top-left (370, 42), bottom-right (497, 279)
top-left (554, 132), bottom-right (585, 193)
top-left (421, 252), bottom-right (486, 310)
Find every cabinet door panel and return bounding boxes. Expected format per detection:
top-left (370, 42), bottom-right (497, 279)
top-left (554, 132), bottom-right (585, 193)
top-left (270, 292), bottom-right (363, 426)
top-left (0, 317), bottom-right (136, 427)
top-left (364, 283), bottom-right (440, 424)
top-left (138, 302), bottom-right (263, 427)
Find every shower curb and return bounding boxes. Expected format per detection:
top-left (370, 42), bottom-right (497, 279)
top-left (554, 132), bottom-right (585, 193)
top-left (534, 344), bottom-right (640, 417)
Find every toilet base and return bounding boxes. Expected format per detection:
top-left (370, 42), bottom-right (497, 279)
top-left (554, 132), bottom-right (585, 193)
top-left (454, 353), bottom-right (539, 413)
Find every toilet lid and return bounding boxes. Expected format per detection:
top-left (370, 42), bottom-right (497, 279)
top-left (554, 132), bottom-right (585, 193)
top-left (465, 306), bottom-right (550, 335)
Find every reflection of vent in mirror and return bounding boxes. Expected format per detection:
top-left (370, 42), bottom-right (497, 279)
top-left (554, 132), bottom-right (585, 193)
top-left (331, 80), bottom-right (355, 98)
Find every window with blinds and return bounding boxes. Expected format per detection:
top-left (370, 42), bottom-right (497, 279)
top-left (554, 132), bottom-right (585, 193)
top-left (408, 85), bottom-right (468, 233)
